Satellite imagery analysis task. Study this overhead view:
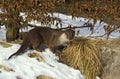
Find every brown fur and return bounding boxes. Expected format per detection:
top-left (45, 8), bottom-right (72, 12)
top-left (8, 27), bottom-right (75, 59)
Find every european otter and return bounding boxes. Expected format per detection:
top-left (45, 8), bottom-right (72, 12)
top-left (8, 27), bottom-right (75, 59)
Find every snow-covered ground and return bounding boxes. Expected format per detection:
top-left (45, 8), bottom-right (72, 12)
top-left (0, 13), bottom-right (120, 79)
top-left (0, 44), bottom-right (84, 79)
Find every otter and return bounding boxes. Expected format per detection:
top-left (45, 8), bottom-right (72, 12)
top-left (8, 27), bottom-right (75, 59)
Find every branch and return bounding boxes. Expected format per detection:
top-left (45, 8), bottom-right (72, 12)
top-left (58, 25), bottom-right (90, 30)
top-left (27, 23), bottom-right (90, 30)
top-left (27, 24), bottom-right (43, 27)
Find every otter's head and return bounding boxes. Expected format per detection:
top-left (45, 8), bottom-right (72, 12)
top-left (64, 29), bottom-right (75, 40)
top-left (58, 29), bottom-right (75, 45)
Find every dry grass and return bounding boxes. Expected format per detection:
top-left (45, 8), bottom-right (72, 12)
top-left (37, 75), bottom-right (53, 79)
top-left (59, 37), bottom-right (103, 79)
top-left (0, 41), bottom-right (12, 48)
top-left (0, 64), bottom-right (14, 72)
top-left (28, 52), bottom-right (44, 62)
top-left (59, 37), bottom-right (120, 79)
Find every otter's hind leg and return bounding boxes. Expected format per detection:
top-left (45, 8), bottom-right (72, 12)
top-left (31, 37), bottom-right (48, 52)
top-left (31, 33), bottom-right (48, 52)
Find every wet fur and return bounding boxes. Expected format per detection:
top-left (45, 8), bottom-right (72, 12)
top-left (8, 27), bottom-right (75, 59)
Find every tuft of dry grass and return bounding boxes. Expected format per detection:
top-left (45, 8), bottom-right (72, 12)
top-left (59, 37), bottom-right (103, 79)
top-left (37, 75), bottom-right (53, 79)
top-left (0, 64), bottom-right (14, 72)
top-left (28, 52), bottom-right (44, 62)
top-left (0, 41), bottom-right (12, 48)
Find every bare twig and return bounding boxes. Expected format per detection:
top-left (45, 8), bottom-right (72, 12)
top-left (57, 25), bottom-right (90, 30)
top-left (28, 23), bottom-right (90, 30)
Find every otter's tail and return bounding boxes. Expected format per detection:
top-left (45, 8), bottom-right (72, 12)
top-left (8, 39), bottom-right (28, 60)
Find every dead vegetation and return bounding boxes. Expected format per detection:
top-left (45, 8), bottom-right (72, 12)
top-left (37, 75), bottom-right (53, 79)
top-left (59, 37), bottom-right (120, 79)
top-left (28, 52), bottom-right (44, 62)
top-left (0, 41), bottom-right (12, 48)
top-left (59, 37), bottom-right (102, 79)
top-left (0, 0), bottom-right (120, 41)
top-left (0, 64), bottom-right (14, 72)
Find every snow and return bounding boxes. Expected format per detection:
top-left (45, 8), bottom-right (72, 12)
top-left (0, 13), bottom-right (119, 79)
top-left (0, 44), bottom-right (84, 79)
top-left (0, 26), bottom-right (6, 41)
